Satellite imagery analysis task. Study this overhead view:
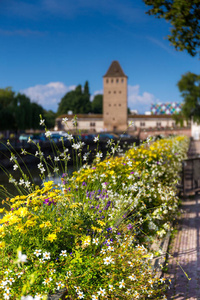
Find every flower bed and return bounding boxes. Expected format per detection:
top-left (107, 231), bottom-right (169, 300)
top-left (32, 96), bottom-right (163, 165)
top-left (0, 135), bottom-right (189, 299)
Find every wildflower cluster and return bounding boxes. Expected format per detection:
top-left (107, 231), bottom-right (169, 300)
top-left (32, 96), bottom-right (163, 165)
top-left (0, 135), bottom-right (189, 299)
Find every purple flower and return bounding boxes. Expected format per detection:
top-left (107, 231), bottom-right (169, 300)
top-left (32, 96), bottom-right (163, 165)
top-left (82, 182), bottom-right (87, 186)
top-left (127, 224), bottom-right (133, 230)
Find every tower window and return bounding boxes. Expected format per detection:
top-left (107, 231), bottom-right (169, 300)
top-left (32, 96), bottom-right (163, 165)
top-left (111, 79), bottom-right (113, 83)
top-left (106, 79), bottom-right (109, 83)
top-left (116, 79), bottom-right (119, 83)
top-left (140, 122), bottom-right (145, 127)
top-left (121, 79), bottom-right (124, 83)
top-left (113, 118), bottom-right (115, 121)
top-left (114, 91), bottom-right (116, 94)
top-left (119, 104), bottom-right (121, 106)
top-left (108, 91), bottom-right (111, 94)
top-left (109, 104), bottom-right (111, 106)
top-left (119, 91), bottom-right (122, 94)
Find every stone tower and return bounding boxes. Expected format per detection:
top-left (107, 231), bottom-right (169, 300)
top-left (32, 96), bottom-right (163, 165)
top-left (103, 61), bottom-right (128, 131)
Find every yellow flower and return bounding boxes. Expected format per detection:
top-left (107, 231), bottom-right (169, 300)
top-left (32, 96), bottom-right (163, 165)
top-left (0, 241), bottom-right (5, 248)
top-left (25, 220), bottom-right (36, 227)
top-left (97, 220), bottom-right (106, 227)
top-left (44, 181), bottom-right (54, 188)
top-left (45, 221), bottom-right (52, 227)
top-left (46, 233), bottom-right (57, 242)
top-left (16, 207), bottom-right (28, 218)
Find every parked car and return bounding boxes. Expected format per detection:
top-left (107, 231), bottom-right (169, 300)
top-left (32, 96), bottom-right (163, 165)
top-left (98, 133), bottom-right (118, 141)
top-left (19, 134), bottom-right (33, 142)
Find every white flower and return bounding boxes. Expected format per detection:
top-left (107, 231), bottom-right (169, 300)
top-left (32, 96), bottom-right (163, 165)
top-left (128, 274), bottom-right (136, 281)
top-left (27, 137), bottom-right (32, 143)
top-left (125, 289), bottom-right (131, 295)
top-left (24, 181), bottom-right (31, 188)
top-left (96, 152), bottom-right (103, 159)
top-left (74, 286), bottom-right (81, 292)
top-left (9, 177), bottom-right (16, 184)
top-left (13, 164), bottom-right (18, 171)
top-left (34, 249), bottom-right (42, 257)
top-left (62, 117), bottom-right (68, 123)
top-left (97, 288), bottom-right (106, 297)
top-left (56, 281), bottom-right (64, 290)
top-left (109, 285), bottom-right (114, 291)
top-left (21, 296), bottom-right (34, 300)
top-left (92, 295), bottom-right (98, 300)
top-left (45, 131), bottom-right (51, 138)
top-left (16, 272), bottom-right (23, 278)
top-left (43, 277), bottom-right (52, 285)
top-left (66, 271), bottom-right (72, 277)
top-left (92, 238), bottom-right (99, 245)
top-left (54, 156), bottom-right (60, 161)
top-left (107, 246), bottom-right (114, 252)
top-left (7, 278), bottom-right (15, 285)
top-left (54, 167), bottom-right (59, 173)
top-left (77, 291), bottom-right (84, 299)
top-left (18, 250), bottom-right (27, 263)
top-left (66, 133), bottom-right (73, 140)
top-left (1, 280), bottom-right (8, 286)
top-left (4, 292), bottom-right (11, 300)
top-left (128, 261), bottom-right (134, 267)
top-left (103, 256), bottom-right (114, 265)
top-left (43, 252), bottom-right (50, 260)
top-left (119, 279), bottom-right (125, 288)
top-left (19, 179), bottom-right (25, 185)
top-left (10, 155), bottom-right (17, 162)
top-left (40, 167), bottom-right (46, 174)
top-left (60, 250), bottom-right (67, 257)
top-left (72, 143), bottom-right (81, 150)
top-left (93, 136), bottom-right (99, 142)
top-left (39, 119), bottom-right (45, 126)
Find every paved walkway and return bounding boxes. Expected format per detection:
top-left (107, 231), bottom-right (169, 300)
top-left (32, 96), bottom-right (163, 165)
top-left (166, 195), bottom-right (200, 299)
top-left (166, 140), bottom-right (200, 299)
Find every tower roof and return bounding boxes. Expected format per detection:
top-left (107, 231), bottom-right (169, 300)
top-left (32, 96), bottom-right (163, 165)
top-left (103, 61), bottom-right (127, 78)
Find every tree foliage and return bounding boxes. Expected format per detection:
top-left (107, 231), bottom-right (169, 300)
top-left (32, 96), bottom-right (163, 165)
top-left (57, 81), bottom-right (92, 115)
top-left (143, 0), bottom-right (200, 56)
top-left (0, 88), bottom-right (52, 130)
top-left (177, 72), bottom-right (200, 122)
top-left (91, 94), bottom-right (103, 114)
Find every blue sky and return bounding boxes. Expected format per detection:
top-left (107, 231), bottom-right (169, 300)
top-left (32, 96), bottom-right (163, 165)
top-left (0, 0), bottom-right (199, 113)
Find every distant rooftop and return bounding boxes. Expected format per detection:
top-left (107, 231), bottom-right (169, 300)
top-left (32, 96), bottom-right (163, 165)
top-left (103, 61), bottom-right (127, 78)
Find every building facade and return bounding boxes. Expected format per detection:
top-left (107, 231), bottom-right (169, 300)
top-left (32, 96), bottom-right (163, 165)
top-left (103, 61), bottom-right (128, 131)
top-left (55, 61), bottom-right (189, 137)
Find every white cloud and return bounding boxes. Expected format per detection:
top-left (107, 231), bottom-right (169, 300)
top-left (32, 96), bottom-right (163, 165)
top-left (21, 82), bottom-right (76, 111)
top-left (21, 82), bottom-right (158, 114)
top-left (128, 85), bottom-right (160, 113)
top-left (90, 89), bottom-right (103, 101)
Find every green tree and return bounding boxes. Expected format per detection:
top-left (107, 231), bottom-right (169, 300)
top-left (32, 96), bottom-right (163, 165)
top-left (91, 94), bottom-right (103, 114)
top-left (31, 102), bottom-right (44, 129)
top-left (0, 87), bottom-right (16, 130)
top-left (0, 87), bottom-right (15, 108)
top-left (143, 0), bottom-right (200, 56)
top-left (177, 72), bottom-right (200, 122)
top-left (14, 93), bottom-right (32, 130)
top-left (57, 82), bottom-right (91, 115)
top-left (43, 110), bottom-right (56, 129)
